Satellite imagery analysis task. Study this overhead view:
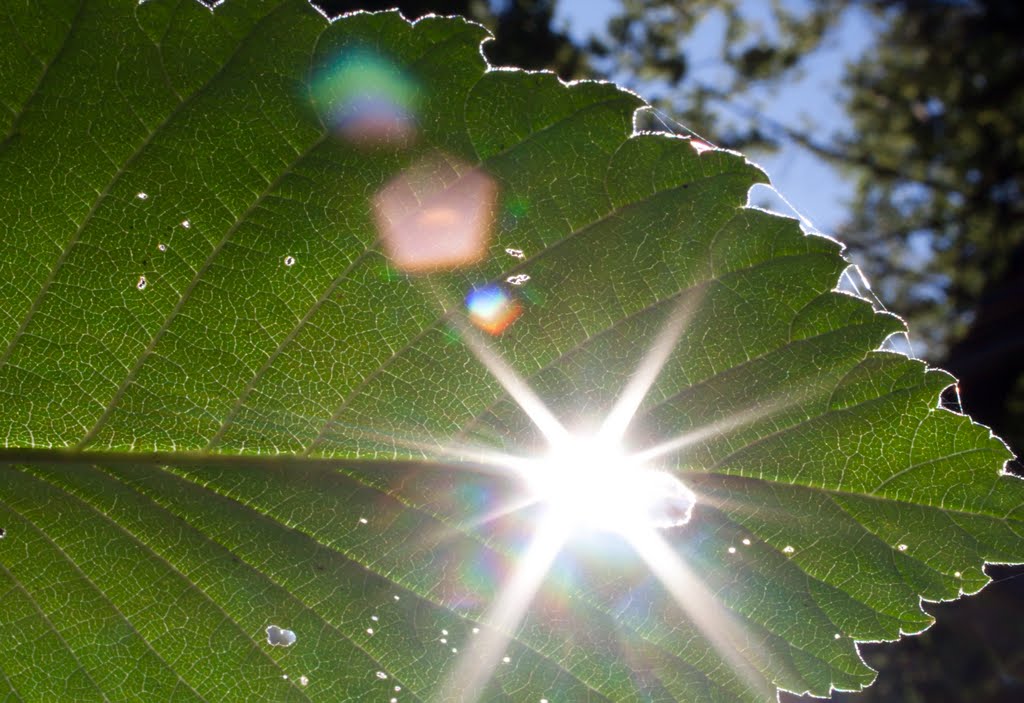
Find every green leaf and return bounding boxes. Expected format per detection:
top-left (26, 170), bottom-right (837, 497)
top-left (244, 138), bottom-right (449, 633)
top-left (0, 2), bottom-right (1019, 701)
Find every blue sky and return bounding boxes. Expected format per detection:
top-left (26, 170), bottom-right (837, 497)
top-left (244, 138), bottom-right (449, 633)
top-left (551, 0), bottom-right (883, 237)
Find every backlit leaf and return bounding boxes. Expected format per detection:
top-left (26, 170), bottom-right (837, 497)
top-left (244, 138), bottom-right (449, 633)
top-left (0, 2), bottom-right (1019, 701)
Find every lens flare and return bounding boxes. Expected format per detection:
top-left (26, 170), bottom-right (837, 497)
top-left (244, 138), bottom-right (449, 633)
top-left (373, 155), bottom-right (498, 272)
top-left (310, 47), bottom-right (419, 146)
top-left (465, 285), bottom-right (522, 336)
top-left (444, 547), bottom-right (505, 612)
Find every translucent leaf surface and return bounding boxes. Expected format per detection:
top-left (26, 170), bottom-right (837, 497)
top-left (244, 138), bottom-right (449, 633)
top-left (0, 2), bottom-right (1020, 701)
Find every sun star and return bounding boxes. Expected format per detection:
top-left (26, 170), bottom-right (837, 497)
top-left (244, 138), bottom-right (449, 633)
top-left (437, 295), bottom-right (771, 702)
top-left (524, 434), bottom-right (696, 534)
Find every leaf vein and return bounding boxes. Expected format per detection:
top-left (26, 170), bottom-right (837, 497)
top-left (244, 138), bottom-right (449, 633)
top-left (77, 133), bottom-right (330, 449)
top-left (0, 492), bottom-right (205, 703)
top-left (11, 466), bottom-right (305, 703)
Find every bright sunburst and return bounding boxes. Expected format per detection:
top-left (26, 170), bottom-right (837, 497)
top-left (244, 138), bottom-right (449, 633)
top-left (432, 296), bottom-right (775, 702)
top-left (522, 434), bottom-right (696, 534)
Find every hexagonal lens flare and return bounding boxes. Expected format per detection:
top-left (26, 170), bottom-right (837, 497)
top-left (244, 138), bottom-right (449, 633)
top-left (373, 154), bottom-right (498, 272)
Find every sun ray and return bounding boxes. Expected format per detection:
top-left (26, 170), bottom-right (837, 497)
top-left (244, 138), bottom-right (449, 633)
top-left (632, 393), bottom-right (805, 465)
top-left (461, 494), bottom-right (542, 531)
top-left (451, 315), bottom-right (569, 445)
top-left (623, 526), bottom-right (776, 701)
top-left (601, 292), bottom-right (701, 442)
top-left (439, 515), bottom-right (571, 703)
top-left (322, 418), bottom-right (540, 478)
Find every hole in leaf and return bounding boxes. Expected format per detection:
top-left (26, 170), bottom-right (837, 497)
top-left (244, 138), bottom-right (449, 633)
top-left (265, 625), bottom-right (296, 647)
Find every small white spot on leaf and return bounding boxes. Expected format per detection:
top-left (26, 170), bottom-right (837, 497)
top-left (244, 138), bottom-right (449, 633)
top-left (284, 255), bottom-right (296, 267)
top-left (136, 276), bottom-right (147, 290)
top-left (506, 273), bottom-right (530, 286)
